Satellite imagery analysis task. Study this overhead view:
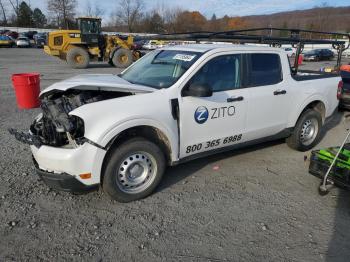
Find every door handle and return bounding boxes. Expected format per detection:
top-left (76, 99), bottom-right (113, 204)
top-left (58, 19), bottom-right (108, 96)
top-left (274, 90), bottom-right (287, 95)
top-left (227, 96), bottom-right (244, 102)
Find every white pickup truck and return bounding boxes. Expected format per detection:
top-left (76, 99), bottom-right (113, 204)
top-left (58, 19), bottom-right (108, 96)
top-left (12, 44), bottom-right (340, 202)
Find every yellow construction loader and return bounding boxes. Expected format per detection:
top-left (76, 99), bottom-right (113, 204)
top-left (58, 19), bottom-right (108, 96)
top-left (44, 17), bottom-right (141, 69)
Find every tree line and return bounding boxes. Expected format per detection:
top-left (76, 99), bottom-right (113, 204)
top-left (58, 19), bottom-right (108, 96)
top-left (107, 0), bottom-right (247, 33)
top-left (0, 0), bottom-right (247, 32)
top-left (0, 0), bottom-right (349, 33)
top-left (0, 0), bottom-right (46, 27)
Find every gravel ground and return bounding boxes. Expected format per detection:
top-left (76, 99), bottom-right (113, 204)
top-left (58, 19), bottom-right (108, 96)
top-left (1, 48), bottom-right (350, 262)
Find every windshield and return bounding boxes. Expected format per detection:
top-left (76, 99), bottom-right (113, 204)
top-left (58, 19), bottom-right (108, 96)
top-left (120, 50), bottom-right (202, 89)
top-left (79, 20), bottom-right (101, 34)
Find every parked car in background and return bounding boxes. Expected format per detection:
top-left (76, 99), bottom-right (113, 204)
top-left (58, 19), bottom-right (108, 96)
top-left (23, 31), bottom-right (38, 40)
top-left (132, 40), bottom-right (146, 50)
top-left (303, 49), bottom-right (334, 61)
top-left (143, 40), bottom-right (158, 50)
top-left (33, 33), bottom-right (47, 48)
top-left (22, 31), bottom-right (38, 45)
top-left (143, 40), bottom-right (167, 50)
top-left (16, 37), bottom-right (30, 47)
top-left (283, 47), bottom-right (295, 57)
top-left (0, 29), bottom-right (10, 35)
top-left (0, 35), bottom-right (15, 47)
top-left (5, 31), bottom-right (19, 39)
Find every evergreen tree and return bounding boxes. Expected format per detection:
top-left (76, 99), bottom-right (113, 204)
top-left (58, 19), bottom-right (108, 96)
top-left (32, 8), bottom-right (47, 28)
top-left (17, 1), bottom-right (32, 27)
top-left (147, 12), bottom-right (165, 33)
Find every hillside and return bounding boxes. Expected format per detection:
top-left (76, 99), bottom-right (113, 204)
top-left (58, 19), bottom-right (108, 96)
top-left (242, 6), bottom-right (350, 32)
top-left (102, 5), bottom-right (350, 33)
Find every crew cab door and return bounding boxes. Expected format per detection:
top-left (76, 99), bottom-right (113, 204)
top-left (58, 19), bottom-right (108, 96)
top-left (244, 53), bottom-right (292, 140)
top-left (178, 54), bottom-right (250, 158)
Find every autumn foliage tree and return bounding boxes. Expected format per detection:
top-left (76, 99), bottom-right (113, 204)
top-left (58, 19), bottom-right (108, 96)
top-left (225, 17), bottom-right (247, 30)
top-left (173, 11), bottom-right (206, 32)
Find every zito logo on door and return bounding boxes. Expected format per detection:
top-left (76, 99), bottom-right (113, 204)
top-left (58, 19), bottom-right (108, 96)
top-left (194, 106), bottom-right (209, 124)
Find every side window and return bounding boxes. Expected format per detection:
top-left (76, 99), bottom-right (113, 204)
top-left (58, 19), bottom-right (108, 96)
top-left (248, 54), bottom-right (282, 87)
top-left (188, 54), bottom-right (241, 92)
top-left (53, 36), bottom-right (63, 46)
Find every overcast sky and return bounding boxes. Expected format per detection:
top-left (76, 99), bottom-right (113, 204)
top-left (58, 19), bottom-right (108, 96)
top-left (27, 0), bottom-right (350, 19)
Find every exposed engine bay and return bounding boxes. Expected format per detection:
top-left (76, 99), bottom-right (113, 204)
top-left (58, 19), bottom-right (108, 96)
top-left (30, 89), bottom-right (131, 147)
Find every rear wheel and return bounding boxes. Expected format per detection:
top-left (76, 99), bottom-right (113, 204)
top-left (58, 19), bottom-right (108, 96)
top-left (103, 137), bottom-right (166, 202)
top-left (286, 109), bottom-right (322, 151)
top-left (112, 48), bottom-right (133, 68)
top-left (66, 47), bottom-right (90, 69)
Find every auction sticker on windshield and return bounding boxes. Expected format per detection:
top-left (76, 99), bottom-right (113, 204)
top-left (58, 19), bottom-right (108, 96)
top-left (173, 54), bottom-right (196, 61)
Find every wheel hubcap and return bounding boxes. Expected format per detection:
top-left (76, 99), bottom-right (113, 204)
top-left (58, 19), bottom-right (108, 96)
top-left (119, 54), bottom-right (128, 63)
top-left (300, 118), bottom-right (318, 146)
top-left (75, 54), bottom-right (83, 64)
top-left (116, 152), bottom-right (157, 193)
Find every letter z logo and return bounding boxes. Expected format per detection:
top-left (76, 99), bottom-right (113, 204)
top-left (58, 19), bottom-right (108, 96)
top-left (194, 106), bottom-right (209, 124)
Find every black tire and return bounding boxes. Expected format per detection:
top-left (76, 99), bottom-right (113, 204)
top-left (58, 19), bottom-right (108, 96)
top-left (103, 137), bottom-right (166, 202)
top-left (286, 109), bottom-right (322, 151)
top-left (66, 47), bottom-right (90, 69)
top-left (112, 48), bottom-right (133, 68)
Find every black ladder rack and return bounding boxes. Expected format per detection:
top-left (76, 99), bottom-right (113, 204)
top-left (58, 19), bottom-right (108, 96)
top-left (139, 28), bottom-right (350, 74)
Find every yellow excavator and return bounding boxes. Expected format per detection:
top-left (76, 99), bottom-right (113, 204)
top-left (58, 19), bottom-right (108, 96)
top-left (44, 17), bottom-right (141, 69)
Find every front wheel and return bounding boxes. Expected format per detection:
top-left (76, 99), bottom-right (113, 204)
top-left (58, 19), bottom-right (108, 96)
top-left (112, 48), bottom-right (133, 68)
top-left (286, 109), bottom-right (322, 151)
top-left (66, 47), bottom-right (90, 69)
top-left (103, 137), bottom-right (166, 202)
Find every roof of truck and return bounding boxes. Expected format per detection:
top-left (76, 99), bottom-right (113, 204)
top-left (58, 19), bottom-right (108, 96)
top-left (162, 44), bottom-right (282, 53)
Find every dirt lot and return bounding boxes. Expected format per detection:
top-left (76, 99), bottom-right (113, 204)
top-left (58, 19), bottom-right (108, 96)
top-left (1, 48), bottom-right (350, 262)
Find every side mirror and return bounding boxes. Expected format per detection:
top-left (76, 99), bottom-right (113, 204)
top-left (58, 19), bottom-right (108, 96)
top-left (184, 83), bottom-right (213, 97)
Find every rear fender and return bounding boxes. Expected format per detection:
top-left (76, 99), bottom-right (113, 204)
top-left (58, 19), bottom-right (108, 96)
top-left (288, 95), bottom-right (328, 127)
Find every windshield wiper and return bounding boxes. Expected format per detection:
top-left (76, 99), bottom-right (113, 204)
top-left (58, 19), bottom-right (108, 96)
top-left (152, 60), bottom-right (174, 65)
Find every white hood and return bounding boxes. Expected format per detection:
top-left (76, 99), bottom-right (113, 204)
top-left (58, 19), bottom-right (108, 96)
top-left (40, 74), bottom-right (156, 97)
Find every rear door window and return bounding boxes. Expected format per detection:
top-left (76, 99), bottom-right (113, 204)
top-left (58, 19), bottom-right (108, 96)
top-left (247, 53), bottom-right (282, 87)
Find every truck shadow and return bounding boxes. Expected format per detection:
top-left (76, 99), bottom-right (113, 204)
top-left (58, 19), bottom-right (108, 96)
top-left (320, 110), bottom-right (344, 141)
top-left (157, 139), bottom-right (285, 192)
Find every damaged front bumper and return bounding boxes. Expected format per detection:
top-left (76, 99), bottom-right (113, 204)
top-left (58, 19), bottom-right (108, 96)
top-left (34, 159), bottom-right (98, 192)
top-left (30, 141), bottom-right (106, 187)
top-left (9, 128), bottom-right (106, 191)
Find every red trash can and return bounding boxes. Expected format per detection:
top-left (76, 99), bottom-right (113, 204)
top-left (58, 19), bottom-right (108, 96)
top-left (298, 54), bottom-right (303, 65)
top-left (12, 73), bottom-right (41, 109)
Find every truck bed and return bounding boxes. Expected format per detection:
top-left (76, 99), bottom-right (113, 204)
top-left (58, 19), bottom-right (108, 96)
top-left (292, 70), bottom-right (339, 81)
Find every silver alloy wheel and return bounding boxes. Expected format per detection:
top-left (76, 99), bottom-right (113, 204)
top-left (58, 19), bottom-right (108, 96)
top-left (300, 118), bottom-right (318, 146)
top-left (116, 151), bottom-right (157, 194)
